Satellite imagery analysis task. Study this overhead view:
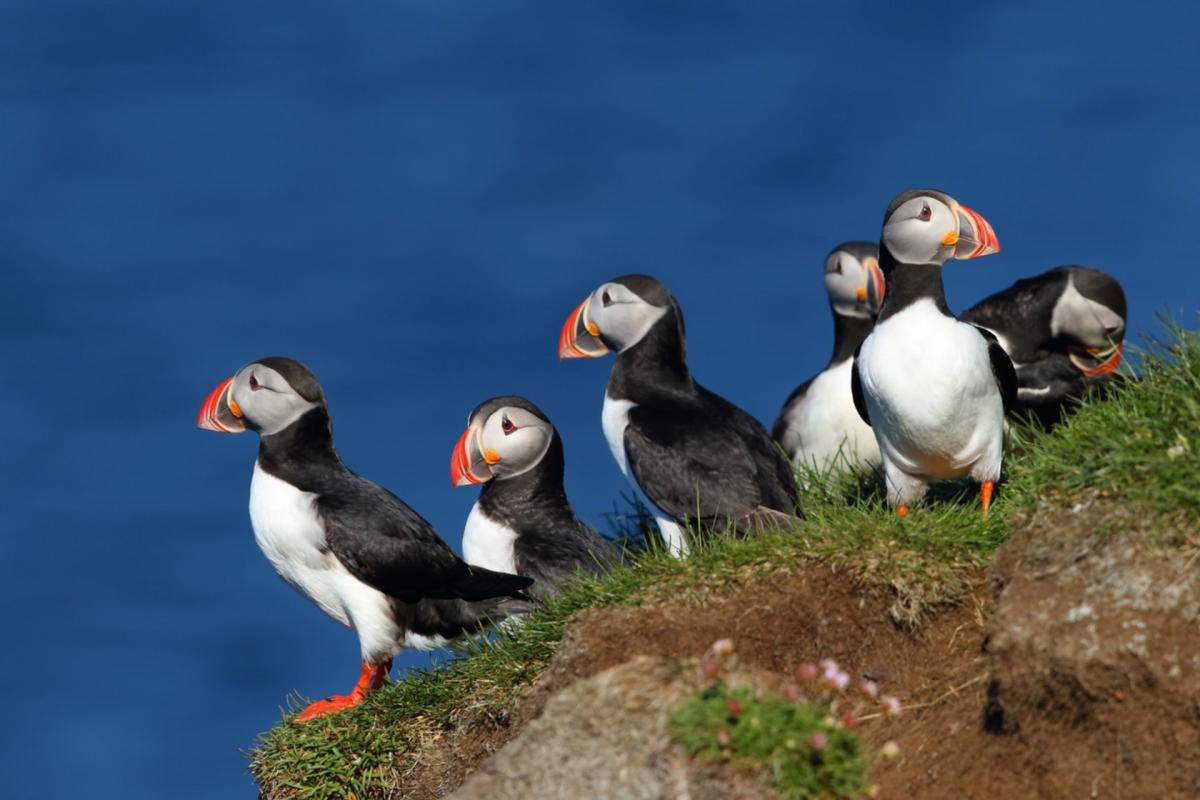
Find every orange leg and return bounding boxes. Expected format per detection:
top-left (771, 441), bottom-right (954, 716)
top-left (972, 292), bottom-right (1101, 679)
top-left (980, 481), bottom-right (995, 519)
top-left (295, 659), bottom-right (392, 723)
top-left (896, 504), bottom-right (908, 518)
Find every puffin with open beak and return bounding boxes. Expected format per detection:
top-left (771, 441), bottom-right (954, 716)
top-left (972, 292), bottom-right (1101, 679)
top-left (773, 241), bottom-right (885, 481)
top-left (962, 266), bottom-right (1126, 426)
top-left (851, 190), bottom-right (1017, 518)
top-left (197, 357), bottom-right (532, 722)
top-left (559, 274), bottom-right (800, 556)
top-left (450, 396), bottom-right (617, 598)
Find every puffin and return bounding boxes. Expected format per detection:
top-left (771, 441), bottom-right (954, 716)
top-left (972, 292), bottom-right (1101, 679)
top-left (196, 357), bottom-right (532, 722)
top-left (961, 266), bottom-right (1126, 426)
top-left (450, 395), bottom-right (618, 598)
top-left (559, 274), bottom-right (800, 556)
top-left (773, 242), bottom-right (885, 480)
top-left (852, 190), bottom-right (1017, 517)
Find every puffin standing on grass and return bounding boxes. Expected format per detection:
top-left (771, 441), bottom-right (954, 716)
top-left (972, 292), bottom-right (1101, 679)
top-left (559, 274), bottom-right (800, 556)
top-left (451, 396), bottom-right (618, 598)
top-left (197, 357), bottom-right (532, 722)
top-left (773, 242), bottom-right (885, 479)
top-left (962, 266), bottom-right (1126, 425)
top-left (852, 190), bottom-right (1017, 517)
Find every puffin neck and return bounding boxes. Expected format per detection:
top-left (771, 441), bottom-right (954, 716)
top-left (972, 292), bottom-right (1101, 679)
top-left (830, 310), bottom-right (875, 364)
top-left (876, 248), bottom-right (950, 322)
top-left (609, 307), bottom-right (694, 402)
top-left (478, 434), bottom-right (569, 515)
top-left (256, 406), bottom-right (343, 489)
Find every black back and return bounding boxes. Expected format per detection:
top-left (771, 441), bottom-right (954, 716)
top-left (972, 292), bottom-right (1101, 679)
top-left (476, 427), bottom-right (617, 599)
top-left (961, 266), bottom-right (1126, 363)
top-left (609, 296), bottom-right (799, 528)
top-left (258, 405), bottom-right (532, 604)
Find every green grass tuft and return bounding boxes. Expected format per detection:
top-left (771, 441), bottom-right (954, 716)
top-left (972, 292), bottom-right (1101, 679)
top-left (669, 684), bottom-right (870, 799)
top-left (252, 325), bottom-right (1200, 800)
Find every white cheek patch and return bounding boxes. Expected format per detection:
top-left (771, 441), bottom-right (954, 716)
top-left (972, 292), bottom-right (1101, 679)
top-left (597, 300), bottom-right (669, 352)
top-left (1050, 277), bottom-right (1124, 347)
top-left (883, 218), bottom-right (939, 265)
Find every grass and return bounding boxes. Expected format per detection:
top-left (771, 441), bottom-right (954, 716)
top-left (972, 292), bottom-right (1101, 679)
top-left (251, 325), bottom-right (1200, 800)
top-left (669, 683), bottom-right (870, 800)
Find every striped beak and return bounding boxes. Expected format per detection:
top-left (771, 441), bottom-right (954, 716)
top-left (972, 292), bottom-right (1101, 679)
top-left (865, 256), bottom-right (886, 312)
top-left (558, 297), bottom-right (610, 359)
top-left (451, 424), bottom-right (492, 486)
top-left (951, 203), bottom-right (1000, 260)
top-left (196, 376), bottom-right (246, 433)
top-left (1069, 342), bottom-right (1124, 377)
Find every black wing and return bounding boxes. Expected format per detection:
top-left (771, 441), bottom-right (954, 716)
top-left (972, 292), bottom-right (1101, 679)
top-left (623, 390), bottom-right (797, 526)
top-left (319, 474), bottom-right (531, 603)
top-left (850, 345), bottom-right (871, 427)
top-left (973, 326), bottom-right (1018, 414)
top-left (514, 517), bottom-right (618, 600)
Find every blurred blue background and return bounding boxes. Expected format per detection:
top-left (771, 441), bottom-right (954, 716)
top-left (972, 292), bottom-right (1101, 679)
top-left (1, 1), bottom-right (1197, 797)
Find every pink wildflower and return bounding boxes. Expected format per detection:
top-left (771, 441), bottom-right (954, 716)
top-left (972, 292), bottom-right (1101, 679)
top-left (810, 731), bottom-right (828, 750)
top-left (841, 711), bottom-right (858, 729)
top-left (700, 660), bottom-right (721, 681)
top-left (797, 663), bottom-right (818, 682)
top-left (880, 695), bottom-right (901, 716)
top-left (711, 638), bottom-right (735, 657)
top-left (726, 700), bottom-right (742, 717)
top-left (859, 680), bottom-right (879, 699)
top-left (782, 684), bottom-right (800, 702)
top-left (717, 729), bottom-right (731, 747)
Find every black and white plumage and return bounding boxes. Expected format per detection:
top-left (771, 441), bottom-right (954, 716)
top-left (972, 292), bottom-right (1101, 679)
top-left (451, 396), bottom-right (617, 598)
top-left (773, 242), bottom-right (885, 480)
top-left (197, 357), bottom-right (532, 721)
top-left (851, 190), bottom-right (1016, 516)
top-left (559, 274), bottom-right (800, 556)
top-left (961, 266), bottom-right (1126, 426)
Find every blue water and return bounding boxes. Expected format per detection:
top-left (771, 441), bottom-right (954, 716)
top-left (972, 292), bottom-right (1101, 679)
top-left (2, 2), bottom-right (1198, 797)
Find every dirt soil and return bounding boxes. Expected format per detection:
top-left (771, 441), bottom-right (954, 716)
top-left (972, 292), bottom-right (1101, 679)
top-left (388, 504), bottom-right (1200, 799)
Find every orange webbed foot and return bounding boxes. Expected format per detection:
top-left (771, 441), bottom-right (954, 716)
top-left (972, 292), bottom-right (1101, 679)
top-left (896, 504), bottom-right (908, 518)
top-left (293, 661), bottom-right (391, 723)
top-left (295, 692), bottom-right (366, 722)
top-left (980, 480), bottom-right (995, 519)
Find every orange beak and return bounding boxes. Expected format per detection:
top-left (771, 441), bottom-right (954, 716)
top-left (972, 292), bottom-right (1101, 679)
top-left (1070, 343), bottom-right (1124, 378)
top-left (866, 257), bottom-right (886, 311)
top-left (558, 298), bottom-right (610, 359)
top-left (197, 376), bottom-right (246, 433)
top-left (953, 204), bottom-right (1000, 259)
top-left (450, 425), bottom-right (491, 486)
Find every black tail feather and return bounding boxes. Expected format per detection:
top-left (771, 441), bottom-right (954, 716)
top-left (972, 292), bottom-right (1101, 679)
top-left (454, 565), bottom-right (534, 601)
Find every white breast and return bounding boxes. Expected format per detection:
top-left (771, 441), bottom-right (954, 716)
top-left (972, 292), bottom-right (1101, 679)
top-left (857, 299), bottom-right (1004, 479)
top-left (248, 463), bottom-right (402, 663)
top-left (601, 394), bottom-right (636, 476)
top-left (780, 359), bottom-right (881, 478)
top-left (600, 391), bottom-right (690, 558)
top-left (461, 501), bottom-right (518, 575)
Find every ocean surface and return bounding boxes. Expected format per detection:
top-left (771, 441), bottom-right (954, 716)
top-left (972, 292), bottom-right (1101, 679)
top-left (1, 2), bottom-right (1197, 797)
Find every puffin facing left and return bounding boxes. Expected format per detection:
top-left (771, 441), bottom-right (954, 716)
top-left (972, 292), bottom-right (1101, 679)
top-left (196, 357), bottom-right (533, 722)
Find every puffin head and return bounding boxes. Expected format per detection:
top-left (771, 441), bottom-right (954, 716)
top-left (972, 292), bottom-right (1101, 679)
top-left (451, 396), bottom-right (556, 486)
top-left (881, 189), bottom-right (999, 267)
top-left (824, 241), bottom-right (885, 318)
top-left (558, 274), bottom-right (673, 358)
top-left (197, 356), bottom-right (325, 436)
top-left (1052, 268), bottom-right (1127, 377)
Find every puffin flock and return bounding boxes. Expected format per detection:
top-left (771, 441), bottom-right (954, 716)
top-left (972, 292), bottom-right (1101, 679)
top-left (197, 188), bottom-right (1127, 721)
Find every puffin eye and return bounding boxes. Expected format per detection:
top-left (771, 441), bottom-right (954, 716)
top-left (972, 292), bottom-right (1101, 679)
top-left (834, 260), bottom-right (843, 274)
top-left (501, 417), bottom-right (516, 435)
top-left (916, 203), bottom-right (932, 222)
top-left (601, 290), bottom-right (612, 307)
top-left (249, 373), bottom-right (261, 391)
